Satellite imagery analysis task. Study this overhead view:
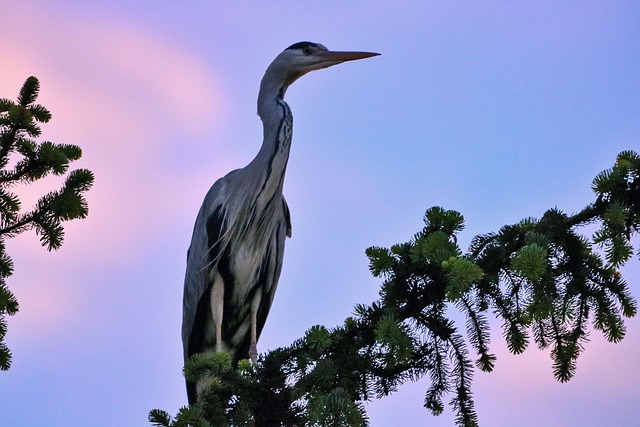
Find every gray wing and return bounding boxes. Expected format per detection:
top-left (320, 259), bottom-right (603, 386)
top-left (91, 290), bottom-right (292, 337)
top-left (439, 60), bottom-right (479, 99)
top-left (181, 178), bottom-right (228, 362)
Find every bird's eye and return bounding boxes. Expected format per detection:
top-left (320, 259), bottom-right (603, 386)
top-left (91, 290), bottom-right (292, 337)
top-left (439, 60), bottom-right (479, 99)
top-left (302, 47), bottom-right (312, 55)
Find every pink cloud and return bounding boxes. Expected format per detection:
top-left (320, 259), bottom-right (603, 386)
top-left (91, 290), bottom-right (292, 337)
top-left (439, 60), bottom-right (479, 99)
top-left (0, 2), bottom-right (234, 263)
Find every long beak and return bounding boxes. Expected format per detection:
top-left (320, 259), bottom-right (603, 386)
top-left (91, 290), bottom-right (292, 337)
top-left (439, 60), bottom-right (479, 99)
top-left (316, 50), bottom-right (380, 63)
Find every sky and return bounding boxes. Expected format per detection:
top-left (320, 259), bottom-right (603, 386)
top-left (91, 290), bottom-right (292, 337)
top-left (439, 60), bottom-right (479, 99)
top-left (1, 1), bottom-right (639, 426)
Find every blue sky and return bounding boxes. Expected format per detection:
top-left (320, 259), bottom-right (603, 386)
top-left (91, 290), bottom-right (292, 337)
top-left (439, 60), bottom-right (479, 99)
top-left (1, 1), bottom-right (639, 426)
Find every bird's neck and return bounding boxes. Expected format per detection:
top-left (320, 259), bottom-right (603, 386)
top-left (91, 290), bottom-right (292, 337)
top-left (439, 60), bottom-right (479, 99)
top-left (248, 81), bottom-right (293, 198)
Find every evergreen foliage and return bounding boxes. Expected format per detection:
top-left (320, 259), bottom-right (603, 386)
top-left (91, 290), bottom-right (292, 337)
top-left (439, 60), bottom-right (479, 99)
top-left (152, 151), bottom-right (638, 426)
top-left (0, 77), bottom-right (94, 370)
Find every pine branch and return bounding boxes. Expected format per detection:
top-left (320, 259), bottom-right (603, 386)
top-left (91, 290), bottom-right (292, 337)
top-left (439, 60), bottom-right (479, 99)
top-left (0, 76), bottom-right (93, 371)
top-left (152, 151), bottom-right (639, 427)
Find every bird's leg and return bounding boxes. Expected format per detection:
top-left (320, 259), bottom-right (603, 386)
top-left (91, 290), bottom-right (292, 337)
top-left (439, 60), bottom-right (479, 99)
top-left (195, 273), bottom-right (225, 404)
top-left (249, 313), bottom-right (258, 363)
top-left (248, 295), bottom-right (261, 364)
top-left (210, 273), bottom-right (225, 353)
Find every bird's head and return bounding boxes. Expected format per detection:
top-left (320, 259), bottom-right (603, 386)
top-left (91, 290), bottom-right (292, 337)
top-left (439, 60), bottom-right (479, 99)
top-left (261, 42), bottom-right (380, 97)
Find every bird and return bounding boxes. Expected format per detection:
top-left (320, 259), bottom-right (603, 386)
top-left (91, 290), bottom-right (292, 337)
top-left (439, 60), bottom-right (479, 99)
top-left (181, 41), bottom-right (379, 404)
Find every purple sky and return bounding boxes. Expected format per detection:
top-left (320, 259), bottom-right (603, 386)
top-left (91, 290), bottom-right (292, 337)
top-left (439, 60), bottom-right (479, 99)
top-left (1, 1), bottom-right (639, 426)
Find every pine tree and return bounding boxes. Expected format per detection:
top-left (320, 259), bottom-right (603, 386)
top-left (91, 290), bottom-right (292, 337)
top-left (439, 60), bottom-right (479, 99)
top-left (0, 77), bottom-right (94, 370)
top-left (151, 150), bottom-right (638, 427)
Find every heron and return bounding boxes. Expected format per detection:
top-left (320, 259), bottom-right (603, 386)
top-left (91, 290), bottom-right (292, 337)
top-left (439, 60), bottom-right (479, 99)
top-left (182, 41), bottom-right (379, 404)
